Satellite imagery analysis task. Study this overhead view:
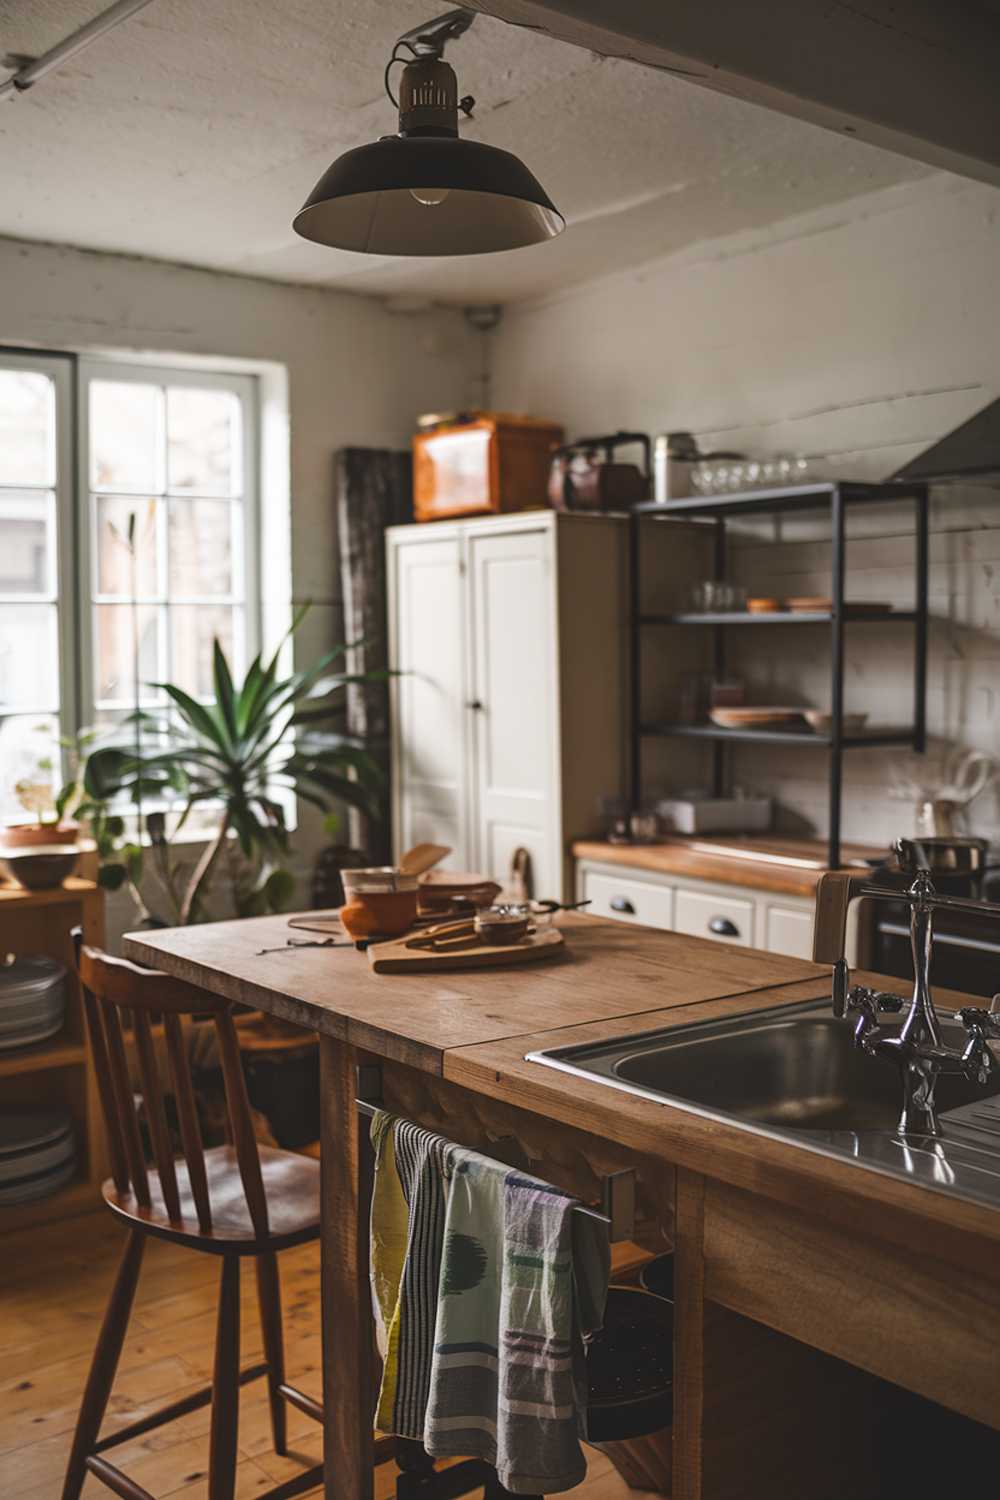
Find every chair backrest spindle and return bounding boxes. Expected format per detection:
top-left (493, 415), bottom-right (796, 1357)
top-left (163, 1011), bottom-right (213, 1233)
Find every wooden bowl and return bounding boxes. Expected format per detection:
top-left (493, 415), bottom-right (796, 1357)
top-left (0, 846), bottom-right (78, 890)
top-left (417, 872), bottom-right (503, 914)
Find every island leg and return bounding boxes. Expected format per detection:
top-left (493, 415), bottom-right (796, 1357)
top-left (320, 1034), bottom-right (374, 1500)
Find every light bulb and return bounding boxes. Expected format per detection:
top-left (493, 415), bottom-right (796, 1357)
top-left (409, 187), bottom-right (450, 207)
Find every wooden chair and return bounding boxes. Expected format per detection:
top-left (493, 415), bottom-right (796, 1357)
top-left (62, 937), bottom-right (324, 1500)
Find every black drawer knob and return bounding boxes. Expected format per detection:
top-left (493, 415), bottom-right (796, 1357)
top-left (709, 915), bottom-right (740, 938)
top-left (610, 896), bottom-right (636, 915)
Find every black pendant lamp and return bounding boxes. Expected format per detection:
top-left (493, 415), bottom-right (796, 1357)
top-left (293, 7), bottom-right (564, 257)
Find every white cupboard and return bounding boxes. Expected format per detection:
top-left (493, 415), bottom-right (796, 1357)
top-left (388, 512), bottom-right (627, 900)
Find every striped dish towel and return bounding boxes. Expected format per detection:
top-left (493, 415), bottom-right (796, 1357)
top-left (425, 1147), bottom-right (609, 1495)
top-left (370, 1112), bottom-right (450, 1437)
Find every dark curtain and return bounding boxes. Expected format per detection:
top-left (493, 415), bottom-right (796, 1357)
top-left (336, 446), bottom-right (413, 862)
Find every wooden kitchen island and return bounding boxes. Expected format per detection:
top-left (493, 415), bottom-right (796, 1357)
top-left (125, 913), bottom-right (1000, 1499)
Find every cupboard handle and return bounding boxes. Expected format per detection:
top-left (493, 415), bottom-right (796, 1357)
top-left (709, 916), bottom-right (740, 938)
top-left (610, 897), bottom-right (636, 914)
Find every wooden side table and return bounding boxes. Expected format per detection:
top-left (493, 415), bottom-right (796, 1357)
top-left (0, 877), bottom-right (106, 1233)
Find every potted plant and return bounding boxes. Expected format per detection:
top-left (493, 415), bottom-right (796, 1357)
top-left (2, 725), bottom-right (94, 850)
top-left (81, 609), bottom-right (386, 926)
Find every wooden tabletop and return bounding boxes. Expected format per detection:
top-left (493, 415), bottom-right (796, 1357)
top-left (124, 911), bottom-right (825, 1074)
top-left (573, 835), bottom-right (885, 897)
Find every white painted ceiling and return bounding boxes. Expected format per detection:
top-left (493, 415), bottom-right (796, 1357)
top-left (0, 0), bottom-right (929, 305)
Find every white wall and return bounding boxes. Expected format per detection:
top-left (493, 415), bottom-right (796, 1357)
top-left (0, 236), bottom-right (482, 933)
top-left (492, 173), bottom-right (1000, 848)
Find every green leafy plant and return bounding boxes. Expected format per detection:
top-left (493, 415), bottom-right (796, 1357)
top-left (82, 608), bottom-right (386, 925)
top-left (11, 723), bottom-right (96, 828)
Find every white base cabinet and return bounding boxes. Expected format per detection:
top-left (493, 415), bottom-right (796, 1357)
top-left (389, 512), bottom-right (627, 901)
top-left (577, 858), bottom-right (815, 958)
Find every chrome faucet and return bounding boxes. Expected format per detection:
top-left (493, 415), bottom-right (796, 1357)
top-left (818, 839), bottom-right (1000, 1136)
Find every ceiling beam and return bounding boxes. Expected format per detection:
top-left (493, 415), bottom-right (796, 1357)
top-left (464, 0), bottom-right (1000, 188)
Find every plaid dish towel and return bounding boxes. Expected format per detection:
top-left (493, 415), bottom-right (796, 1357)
top-left (424, 1146), bottom-right (609, 1495)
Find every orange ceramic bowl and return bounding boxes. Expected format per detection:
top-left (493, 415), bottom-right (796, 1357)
top-left (340, 868), bottom-right (418, 938)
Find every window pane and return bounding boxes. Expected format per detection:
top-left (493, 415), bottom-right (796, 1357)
top-left (0, 371), bottom-right (55, 487)
top-left (167, 387), bottom-right (240, 496)
top-left (0, 604), bottom-right (59, 711)
top-left (94, 604), bottom-right (163, 706)
top-left (168, 498), bottom-right (234, 597)
top-left (170, 605), bottom-right (236, 700)
top-left (90, 380), bottom-right (163, 493)
top-left (94, 496), bottom-right (160, 597)
top-left (0, 492), bottom-right (56, 596)
top-left (0, 714), bottom-right (60, 826)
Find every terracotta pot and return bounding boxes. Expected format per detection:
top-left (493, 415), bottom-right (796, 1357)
top-left (0, 822), bottom-right (80, 851)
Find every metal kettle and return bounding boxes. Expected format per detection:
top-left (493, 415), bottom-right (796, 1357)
top-left (548, 431), bottom-right (651, 513)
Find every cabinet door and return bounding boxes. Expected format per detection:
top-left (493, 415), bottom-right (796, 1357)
top-left (467, 525), bottom-right (559, 895)
top-left (763, 902), bottom-right (815, 959)
top-left (390, 535), bottom-right (470, 867)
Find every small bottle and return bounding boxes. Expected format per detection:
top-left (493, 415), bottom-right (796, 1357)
top-left (653, 432), bottom-right (701, 503)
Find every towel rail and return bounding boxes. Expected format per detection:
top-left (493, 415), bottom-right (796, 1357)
top-left (355, 1071), bottom-right (635, 1242)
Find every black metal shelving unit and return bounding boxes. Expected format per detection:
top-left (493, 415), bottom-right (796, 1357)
top-left (628, 479), bottom-right (929, 868)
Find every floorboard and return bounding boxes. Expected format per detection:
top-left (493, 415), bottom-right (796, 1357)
top-left (0, 1212), bottom-right (657, 1499)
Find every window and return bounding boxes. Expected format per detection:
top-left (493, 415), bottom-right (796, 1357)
top-left (0, 350), bottom-right (259, 823)
top-left (78, 361), bottom-right (259, 727)
top-left (0, 352), bottom-right (73, 823)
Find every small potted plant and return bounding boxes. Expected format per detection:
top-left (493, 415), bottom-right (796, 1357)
top-left (2, 725), bottom-right (89, 850)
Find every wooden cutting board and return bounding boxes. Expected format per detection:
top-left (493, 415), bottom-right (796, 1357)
top-left (368, 926), bottom-right (565, 974)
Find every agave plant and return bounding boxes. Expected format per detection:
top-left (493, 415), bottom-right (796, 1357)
top-left (82, 609), bottom-right (385, 925)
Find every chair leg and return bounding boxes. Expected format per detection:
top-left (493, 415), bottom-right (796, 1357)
top-left (61, 1228), bottom-right (146, 1500)
top-left (209, 1255), bottom-right (241, 1500)
top-left (256, 1250), bottom-right (288, 1455)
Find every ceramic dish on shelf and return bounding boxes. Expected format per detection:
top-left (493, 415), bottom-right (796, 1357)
top-left (709, 706), bottom-right (806, 729)
top-left (746, 597), bottom-right (781, 614)
top-left (804, 710), bottom-right (870, 735)
top-left (0, 956), bottom-right (67, 1051)
top-left (785, 597), bottom-right (894, 616)
top-left (0, 1111), bottom-right (76, 1205)
top-left (0, 845), bottom-right (78, 891)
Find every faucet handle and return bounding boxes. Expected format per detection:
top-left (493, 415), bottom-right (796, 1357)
top-left (832, 958), bottom-right (850, 1018)
top-left (956, 1005), bottom-right (1000, 1042)
top-left (956, 1005), bottom-right (1000, 1085)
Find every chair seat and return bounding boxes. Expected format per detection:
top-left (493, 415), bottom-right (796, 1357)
top-left (103, 1144), bottom-right (321, 1253)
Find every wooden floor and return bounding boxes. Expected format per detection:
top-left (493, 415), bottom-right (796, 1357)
top-left (0, 1211), bottom-right (655, 1499)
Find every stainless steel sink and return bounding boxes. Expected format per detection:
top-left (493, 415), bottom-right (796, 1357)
top-left (527, 998), bottom-right (1000, 1209)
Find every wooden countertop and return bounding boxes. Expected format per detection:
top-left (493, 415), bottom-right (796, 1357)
top-left (125, 912), bottom-right (1000, 1248)
top-left (573, 834), bottom-right (886, 897)
top-left (124, 911), bottom-right (822, 1074)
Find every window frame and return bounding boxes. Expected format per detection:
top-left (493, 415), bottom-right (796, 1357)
top-left (0, 346), bottom-right (78, 751)
top-left (75, 357), bottom-right (262, 727)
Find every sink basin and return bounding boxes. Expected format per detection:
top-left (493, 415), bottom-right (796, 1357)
top-left (527, 998), bottom-right (1000, 1135)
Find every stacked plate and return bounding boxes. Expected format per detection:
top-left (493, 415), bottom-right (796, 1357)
top-left (0, 956), bottom-right (67, 1051)
top-left (0, 1111), bottom-right (76, 1206)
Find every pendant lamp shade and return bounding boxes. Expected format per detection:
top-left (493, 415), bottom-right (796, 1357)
top-left (294, 135), bottom-right (564, 256)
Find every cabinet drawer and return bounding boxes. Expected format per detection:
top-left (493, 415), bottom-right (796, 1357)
top-left (764, 903), bottom-right (814, 959)
top-left (675, 888), bottom-right (754, 946)
top-left (581, 870), bottom-right (675, 929)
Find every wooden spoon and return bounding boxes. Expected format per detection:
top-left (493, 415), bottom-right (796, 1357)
top-left (398, 843), bottom-right (452, 877)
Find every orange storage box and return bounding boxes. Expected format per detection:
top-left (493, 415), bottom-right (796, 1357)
top-left (413, 412), bottom-right (563, 522)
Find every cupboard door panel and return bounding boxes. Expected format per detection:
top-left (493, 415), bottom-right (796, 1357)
top-left (468, 526), bottom-right (558, 895)
top-left (675, 888), bottom-right (755, 947)
top-left (391, 536), bottom-right (469, 867)
top-left (581, 869), bottom-right (675, 930)
top-left (764, 903), bottom-right (814, 959)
